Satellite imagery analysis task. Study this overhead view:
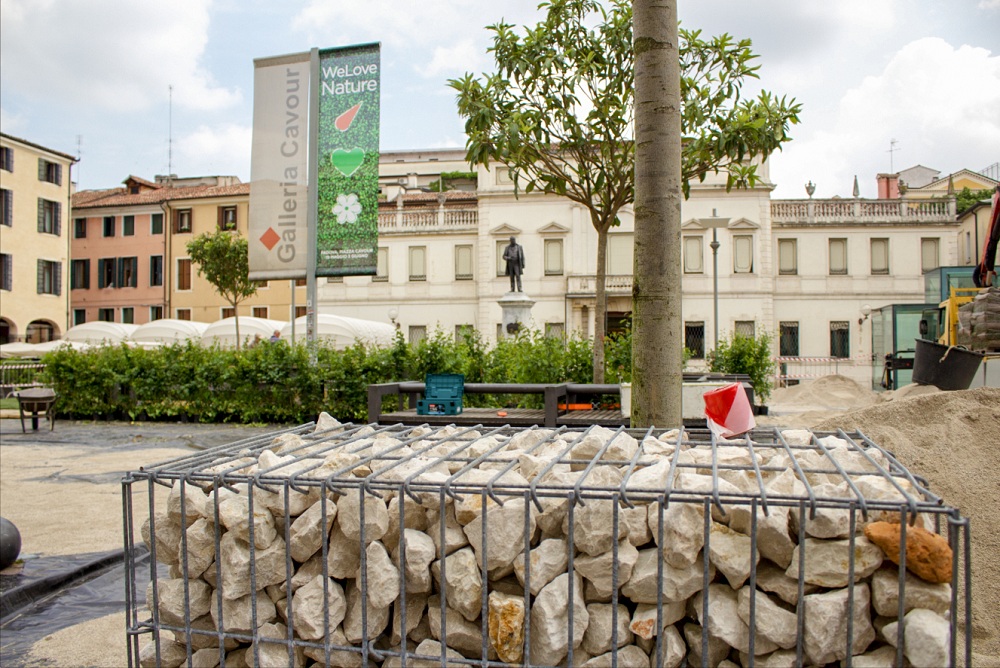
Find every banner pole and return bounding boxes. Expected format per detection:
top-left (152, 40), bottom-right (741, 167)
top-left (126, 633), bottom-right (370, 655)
top-left (306, 47), bottom-right (320, 361)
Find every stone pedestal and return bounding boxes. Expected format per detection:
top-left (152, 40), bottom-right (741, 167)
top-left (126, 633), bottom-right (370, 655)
top-left (498, 292), bottom-right (535, 338)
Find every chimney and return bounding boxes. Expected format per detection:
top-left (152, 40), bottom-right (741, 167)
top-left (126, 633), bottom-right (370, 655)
top-left (876, 173), bottom-right (900, 199)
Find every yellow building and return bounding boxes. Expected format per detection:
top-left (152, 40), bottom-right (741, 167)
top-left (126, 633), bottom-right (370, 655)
top-left (0, 132), bottom-right (77, 343)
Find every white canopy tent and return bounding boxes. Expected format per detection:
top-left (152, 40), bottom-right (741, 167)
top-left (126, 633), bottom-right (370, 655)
top-left (279, 314), bottom-right (396, 350)
top-left (32, 340), bottom-right (92, 355)
top-left (0, 342), bottom-right (44, 359)
top-left (63, 321), bottom-right (138, 344)
top-left (200, 317), bottom-right (287, 348)
top-left (131, 319), bottom-right (210, 345)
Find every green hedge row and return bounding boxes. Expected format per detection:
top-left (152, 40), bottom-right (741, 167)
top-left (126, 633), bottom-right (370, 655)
top-left (40, 329), bottom-right (597, 424)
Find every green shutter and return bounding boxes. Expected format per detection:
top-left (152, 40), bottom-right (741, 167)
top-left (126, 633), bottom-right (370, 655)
top-left (54, 262), bottom-right (61, 296)
top-left (37, 198), bottom-right (44, 232)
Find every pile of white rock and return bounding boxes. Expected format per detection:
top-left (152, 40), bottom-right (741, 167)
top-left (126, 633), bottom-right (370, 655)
top-left (136, 416), bottom-right (959, 667)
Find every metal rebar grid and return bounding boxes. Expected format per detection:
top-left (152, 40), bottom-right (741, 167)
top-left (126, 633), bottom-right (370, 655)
top-left (123, 421), bottom-right (972, 667)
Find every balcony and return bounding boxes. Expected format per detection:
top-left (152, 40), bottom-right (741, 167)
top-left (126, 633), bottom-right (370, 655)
top-left (567, 274), bottom-right (634, 296)
top-left (771, 198), bottom-right (956, 226)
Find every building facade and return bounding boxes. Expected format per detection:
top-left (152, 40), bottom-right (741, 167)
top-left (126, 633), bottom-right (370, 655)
top-left (0, 132), bottom-right (77, 343)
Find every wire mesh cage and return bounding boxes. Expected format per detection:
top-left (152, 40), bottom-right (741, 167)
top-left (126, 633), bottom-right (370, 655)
top-left (123, 416), bottom-right (972, 667)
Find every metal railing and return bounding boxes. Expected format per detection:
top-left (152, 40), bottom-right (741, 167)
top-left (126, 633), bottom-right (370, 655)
top-left (0, 362), bottom-right (47, 398)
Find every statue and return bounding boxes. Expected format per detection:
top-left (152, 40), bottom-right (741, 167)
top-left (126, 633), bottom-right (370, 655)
top-left (502, 236), bottom-right (525, 292)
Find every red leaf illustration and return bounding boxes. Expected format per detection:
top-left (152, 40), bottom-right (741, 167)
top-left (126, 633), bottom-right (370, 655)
top-left (335, 103), bottom-right (362, 132)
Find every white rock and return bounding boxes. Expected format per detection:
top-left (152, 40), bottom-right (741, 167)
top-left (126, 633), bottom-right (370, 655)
top-left (391, 593), bottom-right (427, 645)
top-left (755, 561), bottom-right (817, 605)
top-left (903, 608), bottom-right (950, 668)
top-left (426, 596), bottom-right (488, 658)
top-left (426, 504), bottom-right (470, 557)
top-left (581, 645), bottom-right (650, 668)
top-left (287, 497), bottom-right (336, 563)
top-left (180, 518), bottom-right (217, 579)
top-left (728, 505), bottom-right (795, 569)
top-left (325, 522), bottom-right (361, 579)
top-left (513, 537), bottom-right (569, 596)
top-left (802, 583), bottom-right (875, 665)
top-left (693, 584), bottom-right (779, 655)
top-left (148, 578), bottom-right (213, 626)
top-left (382, 493), bottom-right (429, 553)
top-left (739, 648), bottom-right (799, 667)
top-left (245, 621), bottom-right (304, 667)
top-left (463, 497), bottom-right (535, 571)
top-left (683, 621), bottom-right (731, 668)
top-left (708, 522), bottom-right (758, 589)
top-left (575, 540), bottom-right (639, 600)
top-left (143, 508), bottom-right (181, 566)
top-left (656, 625), bottom-right (686, 668)
top-left (651, 501), bottom-right (706, 567)
top-left (290, 574), bottom-right (346, 640)
top-left (336, 489), bottom-right (389, 545)
top-left (786, 536), bottom-right (883, 588)
top-left (218, 493), bottom-right (277, 550)
top-left (342, 579), bottom-right (390, 643)
top-left (430, 546), bottom-right (482, 622)
top-left (217, 533), bottom-right (288, 600)
top-left (620, 505), bottom-right (652, 546)
top-left (581, 603), bottom-right (632, 656)
top-left (403, 638), bottom-right (466, 667)
top-left (363, 541), bottom-right (400, 610)
top-left (870, 567), bottom-right (952, 617)
top-left (529, 573), bottom-right (589, 667)
top-left (398, 528), bottom-right (436, 594)
top-left (209, 591), bottom-right (277, 634)
top-left (301, 626), bottom-right (364, 666)
top-left (737, 587), bottom-right (798, 649)
top-left (843, 645), bottom-right (898, 668)
top-left (140, 637), bottom-right (187, 668)
top-left (168, 482), bottom-right (210, 527)
top-left (621, 547), bottom-right (712, 603)
top-left (563, 467), bottom-right (627, 556)
top-left (628, 601), bottom-right (685, 640)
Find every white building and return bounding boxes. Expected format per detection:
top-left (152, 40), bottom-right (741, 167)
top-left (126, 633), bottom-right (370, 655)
top-left (317, 149), bottom-right (993, 388)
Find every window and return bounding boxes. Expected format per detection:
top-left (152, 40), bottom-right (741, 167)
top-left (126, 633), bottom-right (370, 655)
top-left (778, 239), bottom-right (798, 275)
top-left (779, 322), bottom-right (800, 357)
top-left (830, 321), bottom-right (850, 358)
top-left (0, 146), bottom-right (12, 171)
top-left (218, 206), bottom-right (237, 231)
top-left (0, 253), bottom-right (11, 291)
top-left (150, 255), bottom-right (163, 287)
top-left (176, 309), bottom-right (192, 321)
top-left (921, 238), bottom-right (940, 273)
top-left (408, 325), bottom-right (427, 344)
top-left (0, 189), bottom-right (10, 227)
top-left (177, 258), bottom-right (192, 291)
top-left (829, 238), bottom-right (848, 275)
top-left (38, 199), bottom-right (60, 235)
top-left (117, 257), bottom-right (138, 288)
top-left (683, 236), bottom-right (704, 274)
top-left (545, 323), bottom-right (565, 338)
top-left (409, 246), bottom-right (426, 281)
top-left (150, 306), bottom-right (164, 321)
top-left (685, 322), bottom-right (705, 359)
top-left (294, 306), bottom-right (307, 318)
top-left (496, 240), bottom-right (508, 276)
top-left (221, 307), bottom-right (236, 319)
top-left (121, 307), bottom-right (134, 324)
top-left (965, 231), bottom-right (973, 264)
top-left (326, 276), bottom-right (343, 283)
top-left (98, 258), bottom-right (116, 288)
top-left (255, 280), bottom-right (269, 288)
top-left (455, 245), bottom-right (474, 280)
top-left (735, 321), bottom-right (755, 339)
top-left (295, 278), bottom-right (307, 287)
top-left (38, 158), bottom-right (62, 185)
top-left (123, 215), bottom-right (135, 236)
top-left (870, 238), bottom-right (889, 275)
top-left (455, 324), bottom-right (474, 341)
top-left (175, 209), bottom-right (192, 233)
top-left (151, 213), bottom-right (164, 235)
top-left (103, 216), bottom-right (115, 237)
top-left (607, 234), bottom-right (634, 274)
top-left (73, 309), bottom-right (87, 326)
top-left (37, 260), bottom-right (61, 295)
top-left (733, 235), bottom-right (754, 274)
top-left (253, 306), bottom-right (269, 318)
top-left (98, 308), bottom-right (115, 322)
top-left (74, 218), bottom-right (87, 238)
top-left (374, 247), bottom-right (388, 281)
top-left (544, 239), bottom-right (564, 276)
top-left (71, 259), bottom-right (90, 289)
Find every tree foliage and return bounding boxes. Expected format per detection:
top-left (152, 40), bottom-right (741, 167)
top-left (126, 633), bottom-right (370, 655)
top-left (956, 187), bottom-right (994, 214)
top-left (187, 230), bottom-right (258, 349)
top-left (450, 0), bottom-right (800, 382)
top-left (706, 331), bottom-right (776, 402)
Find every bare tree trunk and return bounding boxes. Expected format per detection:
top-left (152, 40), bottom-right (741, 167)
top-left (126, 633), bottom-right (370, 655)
top-left (593, 224), bottom-right (609, 383)
top-left (632, 0), bottom-right (683, 426)
top-left (234, 308), bottom-right (241, 351)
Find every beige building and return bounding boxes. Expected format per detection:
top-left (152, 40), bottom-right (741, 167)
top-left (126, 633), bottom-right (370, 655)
top-left (0, 132), bottom-right (77, 343)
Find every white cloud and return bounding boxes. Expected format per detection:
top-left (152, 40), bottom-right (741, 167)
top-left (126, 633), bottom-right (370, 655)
top-left (978, 0), bottom-right (1000, 8)
top-left (424, 40), bottom-right (488, 78)
top-left (0, 0), bottom-right (240, 113)
top-left (175, 123), bottom-right (252, 179)
top-left (0, 107), bottom-right (27, 137)
top-left (770, 37), bottom-right (1000, 198)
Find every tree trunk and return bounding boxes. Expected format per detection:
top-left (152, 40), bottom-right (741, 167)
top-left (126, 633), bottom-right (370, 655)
top-left (632, 0), bottom-right (683, 426)
top-left (593, 224), bottom-right (609, 383)
top-left (234, 309), bottom-right (241, 351)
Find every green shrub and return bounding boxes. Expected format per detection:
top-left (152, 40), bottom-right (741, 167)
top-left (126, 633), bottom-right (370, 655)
top-left (706, 331), bottom-right (776, 402)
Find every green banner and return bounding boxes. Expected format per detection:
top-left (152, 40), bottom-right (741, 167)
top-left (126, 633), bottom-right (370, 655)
top-left (315, 43), bottom-right (380, 276)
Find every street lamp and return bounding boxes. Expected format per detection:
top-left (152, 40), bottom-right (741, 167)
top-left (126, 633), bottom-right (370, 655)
top-left (697, 209), bottom-right (731, 350)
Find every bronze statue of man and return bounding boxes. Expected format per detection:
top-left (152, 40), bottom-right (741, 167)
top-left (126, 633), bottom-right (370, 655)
top-left (502, 236), bottom-right (525, 292)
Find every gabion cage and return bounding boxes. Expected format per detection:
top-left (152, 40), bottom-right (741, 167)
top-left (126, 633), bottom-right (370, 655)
top-left (123, 417), bottom-right (972, 667)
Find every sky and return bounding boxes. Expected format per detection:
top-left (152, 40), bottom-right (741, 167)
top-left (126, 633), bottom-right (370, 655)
top-left (1, 0), bottom-right (998, 199)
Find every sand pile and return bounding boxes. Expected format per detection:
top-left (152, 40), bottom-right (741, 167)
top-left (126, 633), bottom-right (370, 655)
top-left (770, 374), bottom-right (879, 411)
top-left (814, 386), bottom-right (1000, 664)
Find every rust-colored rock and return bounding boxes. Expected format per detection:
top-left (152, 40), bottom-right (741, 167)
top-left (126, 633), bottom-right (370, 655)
top-left (488, 590), bottom-right (525, 663)
top-left (863, 521), bottom-right (952, 584)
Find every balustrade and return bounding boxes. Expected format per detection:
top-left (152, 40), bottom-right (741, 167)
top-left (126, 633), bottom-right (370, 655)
top-left (771, 197), bottom-right (954, 224)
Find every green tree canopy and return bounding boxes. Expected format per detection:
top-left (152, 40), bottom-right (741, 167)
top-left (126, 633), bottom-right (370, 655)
top-left (450, 0), bottom-right (800, 382)
top-left (956, 187), bottom-right (994, 214)
top-left (187, 230), bottom-right (258, 349)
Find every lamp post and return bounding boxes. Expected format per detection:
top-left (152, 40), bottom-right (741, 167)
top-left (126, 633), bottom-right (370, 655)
top-left (698, 209), bottom-right (730, 351)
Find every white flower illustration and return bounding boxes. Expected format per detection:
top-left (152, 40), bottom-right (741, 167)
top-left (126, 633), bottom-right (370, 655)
top-left (332, 193), bottom-right (362, 224)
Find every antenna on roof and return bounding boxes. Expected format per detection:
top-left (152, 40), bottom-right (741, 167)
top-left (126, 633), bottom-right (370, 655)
top-left (168, 85), bottom-right (174, 186)
top-left (887, 138), bottom-right (899, 173)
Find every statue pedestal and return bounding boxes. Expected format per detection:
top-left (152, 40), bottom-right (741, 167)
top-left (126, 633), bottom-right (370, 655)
top-left (498, 292), bottom-right (535, 337)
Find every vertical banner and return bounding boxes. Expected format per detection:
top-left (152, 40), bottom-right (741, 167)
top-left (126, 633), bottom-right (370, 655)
top-left (315, 43), bottom-right (381, 276)
top-left (248, 52), bottom-right (310, 280)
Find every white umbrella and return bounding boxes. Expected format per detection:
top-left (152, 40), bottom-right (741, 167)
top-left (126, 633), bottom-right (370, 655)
top-left (0, 342), bottom-right (42, 359)
top-left (131, 319), bottom-right (209, 345)
top-left (201, 317), bottom-right (287, 348)
top-left (63, 321), bottom-right (138, 344)
top-left (280, 314), bottom-right (396, 349)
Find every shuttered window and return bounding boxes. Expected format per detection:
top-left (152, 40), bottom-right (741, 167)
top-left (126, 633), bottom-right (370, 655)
top-left (607, 235), bottom-right (633, 274)
top-left (37, 199), bottom-right (60, 235)
top-left (409, 246), bottom-right (426, 281)
top-left (778, 239), bottom-right (797, 275)
top-left (733, 235), bottom-right (754, 274)
top-left (683, 236), bottom-right (703, 274)
top-left (374, 247), bottom-right (388, 281)
top-left (921, 238), bottom-right (940, 273)
top-left (829, 238), bottom-right (848, 275)
top-left (870, 238), bottom-right (889, 275)
top-left (544, 239), bottom-right (564, 275)
top-left (455, 245), bottom-right (473, 280)
top-left (36, 260), bottom-right (61, 295)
